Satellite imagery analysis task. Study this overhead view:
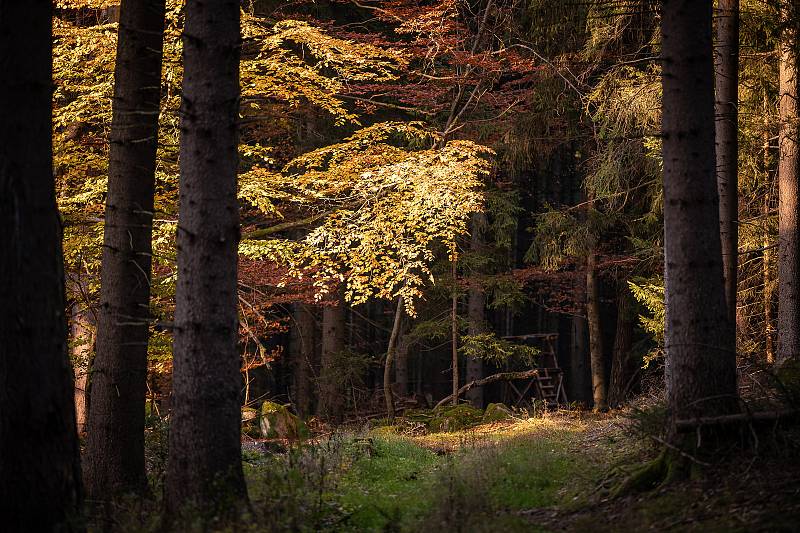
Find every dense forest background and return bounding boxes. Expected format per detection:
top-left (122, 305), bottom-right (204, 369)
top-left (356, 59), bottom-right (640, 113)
top-left (2, 0), bottom-right (800, 531)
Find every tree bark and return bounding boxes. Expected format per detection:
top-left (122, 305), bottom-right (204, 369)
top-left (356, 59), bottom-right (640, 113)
top-left (70, 291), bottom-right (94, 434)
top-left (466, 213), bottom-right (486, 407)
top-left (165, 0), bottom-right (247, 520)
top-left (0, 2), bottom-right (84, 528)
top-left (86, 0), bottom-right (166, 499)
top-left (291, 303), bottom-right (316, 417)
top-left (778, 1), bottom-right (800, 366)
top-left (608, 283), bottom-right (635, 408)
top-left (569, 315), bottom-right (590, 404)
top-left (320, 295), bottom-right (346, 421)
top-left (764, 95), bottom-right (776, 365)
top-left (661, 0), bottom-right (739, 430)
top-left (394, 315), bottom-right (410, 396)
top-left (384, 297), bottom-right (405, 420)
top-left (586, 251), bottom-right (607, 411)
top-left (451, 259), bottom-right (460, 406)
top-left (715, 0), bottom-right (740, 328)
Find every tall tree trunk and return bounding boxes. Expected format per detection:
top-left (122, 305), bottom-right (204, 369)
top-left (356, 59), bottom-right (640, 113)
top-left (715, 0), bottom-right (740, 328)
top-left (608, 284), bottom-right (634, 408)
top-left (384, 298), bottom-right (405, 420)
top-left (466, 213), bottom-right (485, 407)
top-left (778, 1), bottom-right (800, 366)
top-left (165, 0), bottom-right (247, 520)
top-left (569, 315), bottom-right (590, 405)
top-left (661, 0), bottom-right (738, 430)
top-left (0, 2), bottom-right (84, 528)
top-left (320, 295), bottom-right (346, 421)
top-left (70, 289), bottom-right (94, 434)
top-left (86, 0), bottom-right (166, 499)
top-left (764, 94), bottom-right (776, 365)
top-left (394, 315), bottom-right (410, 396)
top-left (451, 260), bottom-right (460, 406)
top-left (291, 303), bottom-right (316, 417)
top-left (586, 251), bottom-right (607, 411)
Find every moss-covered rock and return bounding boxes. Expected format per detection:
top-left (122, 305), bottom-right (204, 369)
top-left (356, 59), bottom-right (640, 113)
top-left (242, 406), bottom-right (260, 437)
top-left (428, 404), bottom-right (484, 432)
top-left (260, 401), bottom-right (310, 440)
top-left (482, 402), bottom-right (513, 423)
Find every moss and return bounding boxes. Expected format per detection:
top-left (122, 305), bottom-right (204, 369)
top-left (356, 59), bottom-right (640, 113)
top-left (482, 403), bottom-right (513, 423)
top-left (428, 404), bottom-right (484, 432)
top-left (241, 406), bottom-right (260, 438)
top-left (259, 401), bottom-right (309, 440)
top-left (611, 449), bottom-right (690, 498)
top-left (776, 358), bottom-right (800, 402)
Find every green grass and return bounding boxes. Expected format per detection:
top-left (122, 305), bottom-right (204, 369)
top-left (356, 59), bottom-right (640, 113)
top-left (337, 437), bottom-right (441, 531)
top-left (238, 417), bottom-right (603, 532)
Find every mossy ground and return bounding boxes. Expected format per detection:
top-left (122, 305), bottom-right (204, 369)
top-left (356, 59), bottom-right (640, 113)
top-left (239, 410), bottom-right (800, 532)
top-left (104, 410), bottom-right (800, 531)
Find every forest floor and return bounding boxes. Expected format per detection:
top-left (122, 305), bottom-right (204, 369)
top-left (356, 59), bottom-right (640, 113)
top-left (232, 406), bottom-right (800, 532)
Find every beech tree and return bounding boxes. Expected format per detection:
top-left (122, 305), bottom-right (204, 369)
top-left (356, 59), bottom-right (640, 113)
top-left (661, 0), bottom-right (739, 429)
top-left (778, 0), bottom-right (800, 366)
top-left (0, 0), bottom-right (83, 529)
top-left (716, 0), bottom-right (740, 326)
top-left (165, 0), bottom-right (248, 519)
top-left (85, 0), bottom-right (166, 499)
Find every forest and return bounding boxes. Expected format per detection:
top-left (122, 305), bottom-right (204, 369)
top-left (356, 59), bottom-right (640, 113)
top-left (1, 0), bottom-right (800, 531)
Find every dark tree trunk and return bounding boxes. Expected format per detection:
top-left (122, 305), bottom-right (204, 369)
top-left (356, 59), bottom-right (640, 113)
top-left (384, 298), bottom-right (405, 420)
top-left (0, 1), bottom-right (84, 528)
top-left (291, 303), bottom-right (316, 417)
top-left (86, 0), bottom-right (166, 499)
top-left (466, 213), bottom-right (485, 407)
top-left (320, 296), bottom-right (346, 420)
top-left (778, 1), bottom-right (800, 366)
top-left (661, 0), bottom-right (738, 429)
top-left (569, 315), bottom-right (590, 405)
top-left (165, 0), bottom-right (247, 520)
top-left (715, 0), bottom-right (740, 328)
top-left (586, 251), bottom-right (607, 411)
top-left (608, 284), bottom-right (635, 408)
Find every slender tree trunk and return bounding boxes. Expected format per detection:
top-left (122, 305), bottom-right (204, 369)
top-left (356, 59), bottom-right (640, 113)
top-left (70, 291), bottom-right (95, 434)
top-left (778, 1), bottom-right (800, 366)
top-left (320, 295), bottom-right (346, 421)
top-left (291, 303), bottom-right (316, 417)
top-left (764, 95), bottom-right (776, 365)
top-left (451, 260), bottom-right (460, 406)
top-left (86, 0), bottom-right (166, 499)
top-left (586, 251), bottom-right (607, 411)
top-left (569, 315), bottom-right (590, 405)
top-left (384, 297), bottom-right (405, 420)
top-left (715, 0), bottom-right (740, 327)
top-left (466, 213), bottom-right (485, 407)
top-left (661, 0), bottom-right (738, 430)
top-left (165, 0), bottom-right (247, 520)
top-left (394, 316), bottom-right (410, 396)
top-left (0, 2), bottom-right (84, 528)
top-left (608, 283), bottom-right (634, 408)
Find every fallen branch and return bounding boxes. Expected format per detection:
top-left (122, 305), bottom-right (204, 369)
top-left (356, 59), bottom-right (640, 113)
top-left (434, 369), bottom-right (539, 409)
top-left (675, 408), bottom-right (800, 432)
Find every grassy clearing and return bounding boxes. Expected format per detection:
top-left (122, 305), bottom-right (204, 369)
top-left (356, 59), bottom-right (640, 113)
top-left (240, 414), bottom-right (603, 532)
top-left (109, 410), bottom-right (800, 531)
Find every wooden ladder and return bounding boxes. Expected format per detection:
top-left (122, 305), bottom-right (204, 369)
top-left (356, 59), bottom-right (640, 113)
top-left (533, 368), bottom-right (567, 408)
